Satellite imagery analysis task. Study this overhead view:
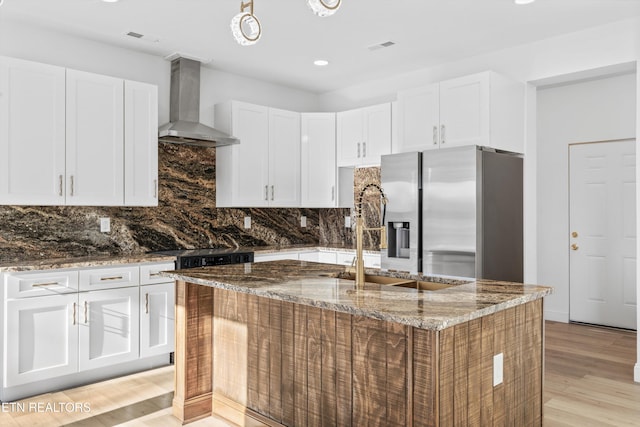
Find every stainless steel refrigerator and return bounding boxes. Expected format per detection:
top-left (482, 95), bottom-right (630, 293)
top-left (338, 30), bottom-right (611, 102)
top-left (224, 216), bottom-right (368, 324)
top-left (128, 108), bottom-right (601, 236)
top-left (380, 152), bottom-right (422, 274)
top-left (422, 145), bottom-right (523, 281)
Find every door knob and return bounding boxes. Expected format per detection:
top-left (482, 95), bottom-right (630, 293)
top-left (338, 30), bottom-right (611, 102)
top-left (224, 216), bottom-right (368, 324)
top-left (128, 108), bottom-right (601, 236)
top-left (571, 244), bottom-right (579, 251)
top-left (571, 231), bottom-right (578, 238)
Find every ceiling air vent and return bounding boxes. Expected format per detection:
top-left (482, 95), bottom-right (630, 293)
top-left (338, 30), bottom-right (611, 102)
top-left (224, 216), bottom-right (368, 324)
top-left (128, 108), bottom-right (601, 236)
top-left (125, 31), bottom-right (160, 43)
top-left (368, 41), bottom-right (396, 51)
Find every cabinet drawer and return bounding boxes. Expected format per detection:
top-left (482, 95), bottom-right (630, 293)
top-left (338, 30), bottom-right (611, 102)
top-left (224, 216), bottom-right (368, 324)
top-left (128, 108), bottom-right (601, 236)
top-left (335, 252), bottom-right (356, 266)
top-left (4, 270), bottom-right (79, 299)
top-left (79, 266), bottom-right (139, 291)
top-left (364, 253), bottom-right (382, 269)
top-left (140, 262), bottom-right (175, 285)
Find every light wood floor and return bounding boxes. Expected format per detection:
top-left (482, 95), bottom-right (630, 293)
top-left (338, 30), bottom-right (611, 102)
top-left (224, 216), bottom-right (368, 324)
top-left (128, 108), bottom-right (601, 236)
top-left (0, 321), bottom-right (637, 426)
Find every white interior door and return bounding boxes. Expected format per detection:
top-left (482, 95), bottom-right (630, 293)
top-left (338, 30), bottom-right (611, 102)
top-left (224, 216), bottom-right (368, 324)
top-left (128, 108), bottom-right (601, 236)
top-left (569, 139), bottom-right (636, 329)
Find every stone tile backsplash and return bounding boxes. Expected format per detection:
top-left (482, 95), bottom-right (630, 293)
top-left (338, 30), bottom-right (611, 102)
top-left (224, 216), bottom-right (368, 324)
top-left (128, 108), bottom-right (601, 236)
top-left (0, 144), bottom-right (382, 263)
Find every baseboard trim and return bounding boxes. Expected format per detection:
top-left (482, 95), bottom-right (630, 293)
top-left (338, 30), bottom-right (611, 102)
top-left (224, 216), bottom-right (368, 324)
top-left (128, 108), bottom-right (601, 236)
top-left (544, 310), bottom-right (569, 323)
top-left (172, 392), bottom-right (212, 424)
top-left (634, 363), bottom-right (640, 383)
top-left (213, 393), bottom-right (282, 427)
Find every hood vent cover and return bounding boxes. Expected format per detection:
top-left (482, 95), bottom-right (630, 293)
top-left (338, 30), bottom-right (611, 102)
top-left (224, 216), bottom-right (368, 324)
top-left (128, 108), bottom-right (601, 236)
top-left (158, 57), bottom-right (239, 147)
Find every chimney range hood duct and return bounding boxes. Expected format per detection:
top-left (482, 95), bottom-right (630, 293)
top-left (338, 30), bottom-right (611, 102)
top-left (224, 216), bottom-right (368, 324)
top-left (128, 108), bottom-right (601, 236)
top-left (158, 57), bottom-right (239, 147)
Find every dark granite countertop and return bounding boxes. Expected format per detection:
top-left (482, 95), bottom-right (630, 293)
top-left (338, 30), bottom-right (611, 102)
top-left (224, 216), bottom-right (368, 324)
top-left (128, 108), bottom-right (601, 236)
top-left (251, 243), bottom-right (381, 255)
top-left (163, 259), bottom-right (553, 331)
top-left (0, 253), bottom-right (176, 272)
top-left (0, 244), bottom-right (366, 272)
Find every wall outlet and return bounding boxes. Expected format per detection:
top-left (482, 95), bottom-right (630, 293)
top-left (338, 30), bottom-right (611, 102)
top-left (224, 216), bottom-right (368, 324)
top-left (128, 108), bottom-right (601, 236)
top-left (493, 353), bottom-right (503, 386)
top-left (100, 217), bottom-right (110, 233)
top-left (244, 216), bottom-right (251, 229)
top-left (300, 216), bottom-right (307, 228)
top-left (345, 216), bottom-right (352, 228)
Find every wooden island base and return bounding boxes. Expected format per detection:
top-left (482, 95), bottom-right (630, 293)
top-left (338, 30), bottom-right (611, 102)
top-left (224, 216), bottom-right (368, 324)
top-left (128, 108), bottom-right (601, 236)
top-left (173, 280), bottom-right (544, 426)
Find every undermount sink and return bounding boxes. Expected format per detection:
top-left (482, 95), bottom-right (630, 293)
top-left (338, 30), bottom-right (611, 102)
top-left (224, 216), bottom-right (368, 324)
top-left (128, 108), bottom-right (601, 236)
top-left (391, 281), bottom-right (453, 291)
top-left (338, 272), bottom-right (454, 291)
top-left (338, 272), bottom-right (415, 286)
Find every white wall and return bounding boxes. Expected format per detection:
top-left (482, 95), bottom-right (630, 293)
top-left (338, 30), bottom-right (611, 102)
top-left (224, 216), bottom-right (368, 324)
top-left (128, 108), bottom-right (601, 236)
top-left (0, 20), bottom-right (321, 128)
top-left (317, 17), bottom-right (640, 112)
top-left (536, 73), bottom-right (637, 322)
top-left (319, 17), bottom-right (640, 381)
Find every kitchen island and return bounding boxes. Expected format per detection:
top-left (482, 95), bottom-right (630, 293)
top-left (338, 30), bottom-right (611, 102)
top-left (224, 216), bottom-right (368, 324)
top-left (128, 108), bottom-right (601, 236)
top-left (163, 260), bottom-right (552, 427)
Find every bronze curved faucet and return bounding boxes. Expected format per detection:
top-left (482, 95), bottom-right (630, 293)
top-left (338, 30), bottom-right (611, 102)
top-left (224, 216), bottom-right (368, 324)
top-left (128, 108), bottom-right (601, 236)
top-left (354, 183), bottom-right (388, 287)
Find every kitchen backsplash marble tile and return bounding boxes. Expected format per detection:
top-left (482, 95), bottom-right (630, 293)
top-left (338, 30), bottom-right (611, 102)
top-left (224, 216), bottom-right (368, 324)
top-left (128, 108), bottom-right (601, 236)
top-left (0, 144), bottom-right (364, 263)
top-left (353, 166), bottom-right (383, 249)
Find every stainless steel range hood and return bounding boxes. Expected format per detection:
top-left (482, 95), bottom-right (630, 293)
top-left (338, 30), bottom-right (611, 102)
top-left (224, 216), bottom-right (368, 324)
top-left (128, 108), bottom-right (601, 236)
top-left (158, 57), bottom-right (239, 147)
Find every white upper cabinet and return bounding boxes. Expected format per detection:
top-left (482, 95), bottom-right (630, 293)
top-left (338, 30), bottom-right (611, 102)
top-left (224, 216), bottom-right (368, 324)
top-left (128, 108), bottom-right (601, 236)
top-left (268, 108), bottom-right (301, 207)
top-left (396, 83), bottom-right (440, 152)
top-left (337, 108), bottom-right (363, 166)
top-left (0, 56), bottom-right (159, 206)
top-left (216, 101), bottom-right (301, 207)
top-left (66, 69), bottom-right (124, 206)
top-left (124, 80), bottom-right (158, 206)
top-left (216, 101), bottom-right (269, 207)
top-left (439, 72), bottom-right (490, 149)
top-left (0, 57), bottom-right (66, 205)
top-left (337, 103), bottom-right (392, 167)
top-left (395, 71), bottom-right (524, 154)
top-left (301, 113), bottom-right (336, 207)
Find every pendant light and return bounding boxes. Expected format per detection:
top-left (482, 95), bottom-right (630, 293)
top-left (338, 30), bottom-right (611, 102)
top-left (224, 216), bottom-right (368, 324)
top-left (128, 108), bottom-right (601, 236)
top-left (307, 0), bottom-right (341, 17)
top-left (230, 0), bottom-right (262, 46)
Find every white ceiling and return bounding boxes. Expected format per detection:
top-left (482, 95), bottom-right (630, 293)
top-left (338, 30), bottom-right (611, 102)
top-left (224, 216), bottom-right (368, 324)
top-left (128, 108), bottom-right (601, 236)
top-left (2, 0), bottom-right (640, 93)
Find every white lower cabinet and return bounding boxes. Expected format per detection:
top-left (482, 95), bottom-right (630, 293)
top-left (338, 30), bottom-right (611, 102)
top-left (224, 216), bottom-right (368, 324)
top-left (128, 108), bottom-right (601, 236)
top-left (335, 251), bottom-right (356, 267)
top-left (2, 262), bottom-right (174, 396)
top-left (318, 250), bottom-right (338, 264)
top-left (140, 282), bottom-right (175, 358)
top-left (364, 253), bottom-right (382, 269)
top-left (4, 293), bottom-right (78, 387)
top-left (298, 251), bottom-right (319, 262)
top-left (78, 287), bottom-right (139, 371)
top-left (254, 252), bottom-right (299, 262)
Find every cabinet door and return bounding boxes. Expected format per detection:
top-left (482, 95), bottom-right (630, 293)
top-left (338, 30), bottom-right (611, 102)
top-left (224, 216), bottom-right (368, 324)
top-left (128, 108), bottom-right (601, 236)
top-left (124, 80), bottom-right (158, 206)
top-left (66, 69), bottom-right (124, 206)
top-left (336, 109), bottom-right (363, 167)
top-left (78, 287), bottom-right (139, 371)
top-left (301, 113), bottom-right (336, 207)
top-left (5, 294), bottom-right (78, 386)
top-left (268, 108), bottom-right (300, 207)
top-left (140, 282), bottom-right (174, 358)
top-left (232, 102), bottom-right (269, 206)
top-left (439, 72), bottom-right (490, 148)
top-left (362, 103), bottom-right (392, 164)
top-left (0, 57), bottom-right (66, 205)
top-left (397, 84), bottom-right (440, 152)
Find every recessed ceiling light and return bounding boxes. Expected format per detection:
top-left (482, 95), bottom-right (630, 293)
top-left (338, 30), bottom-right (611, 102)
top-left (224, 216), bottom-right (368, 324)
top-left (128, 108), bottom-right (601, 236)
top-left (102, 0), bottom-right (120, 3)
top-left (514, 0), bottom-right (535, 4)
top-left (314, 59), bottom-right (329, 66)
